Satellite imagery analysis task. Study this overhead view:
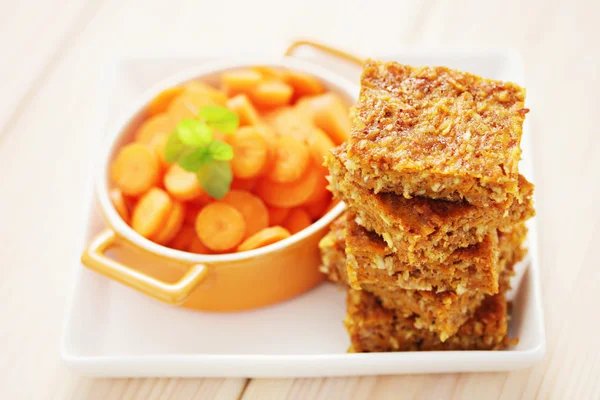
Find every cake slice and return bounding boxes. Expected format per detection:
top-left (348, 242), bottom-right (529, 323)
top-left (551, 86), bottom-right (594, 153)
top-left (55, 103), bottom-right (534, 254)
top-left (345, 289), bottom-right (511, 352)
top-left (345, 214), bottom-right (501, 294)
top-left (344, 59), bottom-right (528, 208)
top-left (319, 215), bottom-right (526, 340)
top-left (326, 144), bottom-right (535, 264)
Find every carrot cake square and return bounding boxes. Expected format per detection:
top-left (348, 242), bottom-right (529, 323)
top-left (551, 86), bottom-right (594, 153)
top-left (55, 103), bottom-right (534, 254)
top-left (344, 60), bottom-right (528, 207)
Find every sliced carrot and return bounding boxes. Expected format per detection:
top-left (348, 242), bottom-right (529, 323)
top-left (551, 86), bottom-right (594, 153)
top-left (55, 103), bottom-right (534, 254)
top-left (228, 126), bottom-right (269, 179)
top-left (163, 164), bottom-right (204, 201)
top-left (167, 95), bottom-right (197, 124)
top-left (168, 88), bottom-right (222, 123)
top-left (255, 165), bottom-right (320, 208)
top-left (131, 188), bottom-right (173, 238)
top-left (135, 114), bottom-right (178, 145)
top-left (254, 123), bottom-right (277, 143)
top-left (151, 201), bottom-right (184, 245)
top-left (169, 225), bottom-right (197, 251)
top-left (282, 208), bottom-right (312, 234)
top-left (237, 226), bottom-right (291, 252)
top-left (249, 80), bottom-right (293, 109)
top-left (184, 81), bottom-right (228, 105)
top-left (195, 202), bottom-right (246, 251)
top-left (267, 136), bottom-right (310, 183)
top-left (304, 162), bottom-right (330, 205)
top-left (307, 127), bottom-right (335, 166)
top-left (111, 143), bottom-right (160, 196)
top-left (188, 236), bottom-right (213, 254)
top-left (267, 207), bottom-right (291, 226)
top-left (109, 188), bottom-right (131, 224)
top-left (310, 93), bottom-right (351, 145)
top-left (263, 107), bottom-right (314, 141)
top-left (148, 87), bottom-right (184, 116)
top-left (150, 132), bottom-right (171, 169)
top-left (226, 94), bottom-right (261, 126)
top-left (221, 69), bottom-right (262, 96)
top-left (294, 97), bottom-right (316, 121)
top-left (252, 66), bottom-right (285, 80)
top-left (304, 192), bottom-right (332, 221)
top-left (285, 70), bottom-right (325, 99)
top-left (230, 177), bottom-right (258, 191)
top-left (222, 190), bottom-right (269, 239)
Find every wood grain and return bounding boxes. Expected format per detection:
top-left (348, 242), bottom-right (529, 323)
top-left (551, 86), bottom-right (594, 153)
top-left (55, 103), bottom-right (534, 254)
top-left (0, 0), bottom-right (598, 398)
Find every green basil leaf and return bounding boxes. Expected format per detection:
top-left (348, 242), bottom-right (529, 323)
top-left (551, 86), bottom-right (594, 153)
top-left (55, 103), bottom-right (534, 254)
top-left (164, 133), bottom-right (187, 163)
top-left (198, 105), bottom-right (239, 134)
top-left (176, 119), bottom-right (212, 147)
top-left (196, 160), bottom-right (233, 199)
top-left (178, 147), bottom-right (211, 172)
top-left (207, 140), bottom-right (234, 161)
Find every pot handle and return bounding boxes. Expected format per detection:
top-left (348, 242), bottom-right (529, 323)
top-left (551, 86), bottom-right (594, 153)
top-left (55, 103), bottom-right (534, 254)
top-left (81, 229), bottom-right (208, 305)
top-left (284, 40), bottom-right (365, 66)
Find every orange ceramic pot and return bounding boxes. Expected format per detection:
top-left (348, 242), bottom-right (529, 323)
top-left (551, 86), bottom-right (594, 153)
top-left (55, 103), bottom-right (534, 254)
top-left (82, 49), bottom-right (360, 311)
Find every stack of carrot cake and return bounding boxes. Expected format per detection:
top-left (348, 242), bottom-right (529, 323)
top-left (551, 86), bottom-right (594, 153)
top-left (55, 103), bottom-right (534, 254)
top-left (319, 60), bottom-right (535, 352)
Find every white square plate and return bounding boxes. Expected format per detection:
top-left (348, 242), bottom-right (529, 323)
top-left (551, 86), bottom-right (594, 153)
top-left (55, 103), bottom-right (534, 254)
top-left (61, 51), bottom-right (545, 377)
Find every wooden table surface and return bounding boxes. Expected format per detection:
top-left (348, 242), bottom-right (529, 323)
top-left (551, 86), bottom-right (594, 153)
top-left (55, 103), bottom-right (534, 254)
top-left (1, 0), bottom-right (598, 398)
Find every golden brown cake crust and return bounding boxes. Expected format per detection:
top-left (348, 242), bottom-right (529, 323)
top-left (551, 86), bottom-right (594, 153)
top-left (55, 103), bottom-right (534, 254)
top-left (345, 289), bottom-right (510, 352)
top-left (318, 214), bottom-right (526, 341)
top-left (345, 214), bottom-right (501, 294)
top-left (345, 60), bottom-right (528, 207)
top-left (326, 144), bottom-right (535, 264)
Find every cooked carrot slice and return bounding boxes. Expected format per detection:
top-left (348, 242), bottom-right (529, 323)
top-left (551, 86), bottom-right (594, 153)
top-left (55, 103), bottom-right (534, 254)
top-left (230, 177), bottom-right (258, 191)
top-left (226, 94), bottom-right (261, 126)
top-left (237, 226), bottom-right (291, 252)
top-left (254, 123), bottom-right (277, 143)
top-left (169, 225), bottom-right (197, 251)
top-left (304, 192), bottom-right (332, 221)
top-left (168, 87), bottom-right (222, 123)
top-left (255, 166), bottom-right (320, 208)
top-left (263, 107), bottom-right (313, 141)
top-left (221, 69), bottom-right (262, 96)
top-left (151, 201), bottom-right (184, 245)
top-left (250, 81), bottom-right (293, 109)
top-left (163, 164), bottom-right (203, 201)
top-left (131, 188), bottom-right (173, 238)
top-left (149, 132), bottom-right (170, 169)
top-left (135, 114), bottom-right (178, 145)
top-left (267, 136), bottom-right (310, 183)
top-left (148, 87), bottom-right (184, 116)
top-left (285, 70), bottom-right (325, 98)
top-left (188, 236), bottom-right (213, 254)
top-left (267, 207), bottom-right (291, 226)
top-left (252, 66), bottom-right (285, 80)
top-left (307, 127), bottom-right (335, 166)
top-left (109, 188), bottom-right (131, 223)
top-left (229, 126), bottom-right (269, 179)
top-left (310, 93), bottom-right (351, 145)
top-left (111, 143), bottom-right (160, 196)
top-left (294, 97), bottom-right (316, 121)
top-left (167, 96), bottom-right (195, 124)
top-left (282, 208), bottom-right (312, 234)
top-left (195, 202), bottom-right (246, 251)
top-left (184, 81), bottom-right (228, 105)
top-left (222, 190), bottom-right (269, 238)
top-left (304, 163), bottom-right (330, 205)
